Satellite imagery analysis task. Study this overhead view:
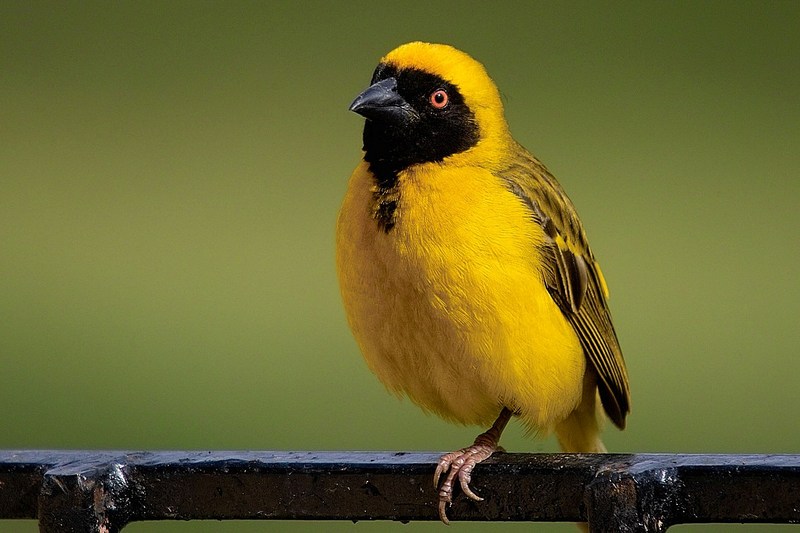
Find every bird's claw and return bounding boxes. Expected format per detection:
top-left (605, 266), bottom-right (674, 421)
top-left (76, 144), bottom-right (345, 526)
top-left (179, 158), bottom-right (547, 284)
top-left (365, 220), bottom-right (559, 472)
top-left (433, 444), bottom-right (495, 524)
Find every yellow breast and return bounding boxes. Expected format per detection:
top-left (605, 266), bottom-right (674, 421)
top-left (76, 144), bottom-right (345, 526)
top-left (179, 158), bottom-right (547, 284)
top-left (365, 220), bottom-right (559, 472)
top-left (336, 161), bottom-right (586, 431)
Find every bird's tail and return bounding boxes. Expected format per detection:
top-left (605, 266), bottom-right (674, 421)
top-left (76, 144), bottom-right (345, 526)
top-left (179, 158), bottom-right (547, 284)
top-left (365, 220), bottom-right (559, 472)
top-left (555, 370), bottom-right (606, 453)
top-left (555, 371), bottom-right (606, 532)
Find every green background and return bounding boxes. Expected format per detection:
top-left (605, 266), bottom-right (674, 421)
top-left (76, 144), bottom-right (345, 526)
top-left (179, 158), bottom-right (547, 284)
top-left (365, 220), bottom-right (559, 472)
top-left (1, 1), bottom-right (798, 532)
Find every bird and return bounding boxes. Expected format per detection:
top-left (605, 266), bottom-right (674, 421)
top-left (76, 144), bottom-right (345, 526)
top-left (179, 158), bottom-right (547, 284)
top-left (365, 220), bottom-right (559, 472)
top-left (336, 41), bottom-right (630, 524)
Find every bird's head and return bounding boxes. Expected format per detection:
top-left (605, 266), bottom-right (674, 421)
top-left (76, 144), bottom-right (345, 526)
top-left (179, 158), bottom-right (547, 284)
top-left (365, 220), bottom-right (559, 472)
top-left (350, 42), bottom-right (512, 182)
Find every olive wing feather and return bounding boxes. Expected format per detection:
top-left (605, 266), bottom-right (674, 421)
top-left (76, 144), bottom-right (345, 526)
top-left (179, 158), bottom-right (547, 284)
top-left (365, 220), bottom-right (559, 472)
top-left (498, 145), bottom-right (631, 429)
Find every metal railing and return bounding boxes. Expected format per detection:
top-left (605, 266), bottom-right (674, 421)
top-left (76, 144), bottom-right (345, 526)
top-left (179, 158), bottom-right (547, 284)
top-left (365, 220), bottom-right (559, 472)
top-left (1, 450), bottom-right (799, 532)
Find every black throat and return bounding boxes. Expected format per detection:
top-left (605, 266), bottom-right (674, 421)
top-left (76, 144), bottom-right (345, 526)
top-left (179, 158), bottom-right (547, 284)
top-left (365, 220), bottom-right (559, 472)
top-left (359, 64), bottom-right (480, 232)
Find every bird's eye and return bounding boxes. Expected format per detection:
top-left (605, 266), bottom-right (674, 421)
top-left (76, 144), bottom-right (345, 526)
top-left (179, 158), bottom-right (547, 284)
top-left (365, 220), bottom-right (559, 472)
top-left (429, 89), bottom-right (449, 109)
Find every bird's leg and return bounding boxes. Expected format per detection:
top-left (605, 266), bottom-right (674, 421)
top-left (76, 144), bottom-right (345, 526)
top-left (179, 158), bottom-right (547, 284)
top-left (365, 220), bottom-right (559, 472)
top-left (433, 407), bottom-right (512, 524)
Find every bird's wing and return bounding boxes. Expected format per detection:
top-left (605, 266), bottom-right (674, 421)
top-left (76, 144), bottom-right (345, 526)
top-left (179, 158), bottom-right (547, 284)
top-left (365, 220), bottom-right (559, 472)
top-left (498, 145), bottom-right (630, 429)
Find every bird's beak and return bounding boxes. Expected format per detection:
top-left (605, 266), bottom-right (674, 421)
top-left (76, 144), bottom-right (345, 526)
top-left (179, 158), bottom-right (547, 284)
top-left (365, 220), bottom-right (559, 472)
top-left (349, 77), bottom-right (417, 124)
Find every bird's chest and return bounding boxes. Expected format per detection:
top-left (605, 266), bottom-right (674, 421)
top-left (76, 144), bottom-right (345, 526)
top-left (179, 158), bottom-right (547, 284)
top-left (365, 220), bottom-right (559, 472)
top-left (356, 169), bottom-right (523, 337)
top-left (337, 166), bottom-right (545, 424)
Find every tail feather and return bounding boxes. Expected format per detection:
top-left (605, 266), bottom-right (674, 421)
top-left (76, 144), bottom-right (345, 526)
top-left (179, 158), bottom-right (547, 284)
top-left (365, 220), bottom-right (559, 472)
top-left (555, 370), bottom-right (606, 453)
top-left (555, 371), bottom-right (606, 531)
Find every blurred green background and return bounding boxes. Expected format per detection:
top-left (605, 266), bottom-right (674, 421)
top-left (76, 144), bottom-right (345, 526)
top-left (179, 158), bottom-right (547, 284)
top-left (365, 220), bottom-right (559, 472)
top-left (1, 1), bottom-right (798, 532)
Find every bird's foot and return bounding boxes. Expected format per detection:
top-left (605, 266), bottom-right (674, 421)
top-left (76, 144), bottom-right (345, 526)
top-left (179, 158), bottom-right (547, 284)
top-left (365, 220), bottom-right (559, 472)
top-left (433, 432), bottom-right (501, 524)
top-left (432, 408), bottom-right (512, 524)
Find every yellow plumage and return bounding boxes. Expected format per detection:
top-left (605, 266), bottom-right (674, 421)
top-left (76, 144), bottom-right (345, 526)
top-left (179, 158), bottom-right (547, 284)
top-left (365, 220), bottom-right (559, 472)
top-left (339, 160), bottom-right (585, 430)
top-left (336, 41), bottom-right (630, 521)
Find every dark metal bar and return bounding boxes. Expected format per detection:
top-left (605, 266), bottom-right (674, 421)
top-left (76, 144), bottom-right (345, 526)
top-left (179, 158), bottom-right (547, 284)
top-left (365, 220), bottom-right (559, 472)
top-left (1, 451), bottom-right (799, 532)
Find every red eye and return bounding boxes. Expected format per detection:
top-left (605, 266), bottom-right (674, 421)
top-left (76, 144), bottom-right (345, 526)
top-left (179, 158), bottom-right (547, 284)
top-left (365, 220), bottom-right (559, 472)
top-left (430, 89), bottom-right (449, 109)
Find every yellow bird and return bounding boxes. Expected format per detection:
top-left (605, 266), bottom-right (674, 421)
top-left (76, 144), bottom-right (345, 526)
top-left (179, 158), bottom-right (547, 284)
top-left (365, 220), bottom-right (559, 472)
top-left (336, 42), bottom-right (630, 523)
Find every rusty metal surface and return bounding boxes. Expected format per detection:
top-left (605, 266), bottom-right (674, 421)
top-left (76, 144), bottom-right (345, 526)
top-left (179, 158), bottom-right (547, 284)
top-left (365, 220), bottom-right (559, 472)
top-left (0, 451), bottom-right (799, 532)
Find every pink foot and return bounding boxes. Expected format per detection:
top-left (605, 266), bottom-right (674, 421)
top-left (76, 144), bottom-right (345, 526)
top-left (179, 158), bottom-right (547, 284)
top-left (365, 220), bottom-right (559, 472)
top-left (432, 408), bottom-right (512, 524)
